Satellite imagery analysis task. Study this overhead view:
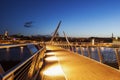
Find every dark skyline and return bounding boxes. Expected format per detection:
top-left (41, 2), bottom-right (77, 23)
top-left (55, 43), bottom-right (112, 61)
top-left (0, 0), bottom-right (120, 37)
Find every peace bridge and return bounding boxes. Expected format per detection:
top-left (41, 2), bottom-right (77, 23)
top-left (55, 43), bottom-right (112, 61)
top-left (0, 42), bottom-right (120, 80)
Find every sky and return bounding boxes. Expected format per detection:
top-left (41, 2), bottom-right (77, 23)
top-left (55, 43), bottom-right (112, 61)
top-left (0, 0), bottom-right (120, 37)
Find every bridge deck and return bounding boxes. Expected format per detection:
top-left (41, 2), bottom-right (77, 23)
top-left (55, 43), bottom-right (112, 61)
top-left (38, 45), bottom-right (120, 80)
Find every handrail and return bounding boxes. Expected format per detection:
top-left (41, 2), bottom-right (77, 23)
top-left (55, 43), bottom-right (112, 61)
top-left (52, 42), bottom-right (120, 70)
top-left (0, 43), bottom-right (46, 80)
top-left (0, 43), bottom-right (39, 49)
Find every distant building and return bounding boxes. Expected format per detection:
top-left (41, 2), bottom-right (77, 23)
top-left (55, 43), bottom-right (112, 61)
top-left (112, 33), bottom-right (114, 39)
top-left (4, 31), bottom-right (8, 37)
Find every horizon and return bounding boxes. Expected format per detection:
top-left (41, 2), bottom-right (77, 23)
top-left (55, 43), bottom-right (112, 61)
top-left (5, 33), bottom-right (116, 38)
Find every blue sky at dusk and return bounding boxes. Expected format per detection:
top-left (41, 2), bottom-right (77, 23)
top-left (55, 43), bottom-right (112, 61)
top-left (0, 0), bottom-right (120, 37)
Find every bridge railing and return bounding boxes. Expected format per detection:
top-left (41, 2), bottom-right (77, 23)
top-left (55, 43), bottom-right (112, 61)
top-left (52, 42), bottom-right (120, 70)
top-left (0, 43), bottom-right (46, 80)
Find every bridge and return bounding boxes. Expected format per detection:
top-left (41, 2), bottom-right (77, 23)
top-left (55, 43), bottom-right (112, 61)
top-left (0, 42), bottom-right (120, 80)
top-left (39, 45), bottom-right (120, 80)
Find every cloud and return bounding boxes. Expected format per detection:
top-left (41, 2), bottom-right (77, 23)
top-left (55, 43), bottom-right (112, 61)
top-left (24, 21), bottom-right (33, 28)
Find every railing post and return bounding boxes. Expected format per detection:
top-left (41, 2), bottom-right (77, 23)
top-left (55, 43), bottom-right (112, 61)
top-left (68, 45), bottom-right (70, 51)
top-left (80, 46), bottom-right (84, 55)
top-left (74, 45), bottom-right (76, 53)
top-left (76, 46), bottom-right (79, 53)
top-left (67, 45), bottom-right (69, 50)
top-left (69, 45), bottom-right (72, 51)
top-left (87, 46), bottom-right (91, 58)
top-left (97, 47), bottom-right (103, 63)
top-left (71, 46), bottom-right (73, 52)
top-left (114, 48), bottom-right (120, 70)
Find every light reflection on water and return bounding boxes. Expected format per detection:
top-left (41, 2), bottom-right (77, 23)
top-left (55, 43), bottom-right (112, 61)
top-left (0, 45), bottom-right (39, 71)
top-left (0, 45), bottom-right (38, 61)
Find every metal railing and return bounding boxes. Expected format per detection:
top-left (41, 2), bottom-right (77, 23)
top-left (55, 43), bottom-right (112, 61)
top-left (52, 42), bottom-right (120, 70)
top-left (0, 43), bottom-right (46, 80)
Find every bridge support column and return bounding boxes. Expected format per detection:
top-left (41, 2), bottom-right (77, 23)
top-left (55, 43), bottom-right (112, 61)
top-left (114, 48), bottom-right (120, 70)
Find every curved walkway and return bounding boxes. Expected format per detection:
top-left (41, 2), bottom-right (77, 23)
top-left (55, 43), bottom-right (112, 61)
top-left (39, 45), bottom-right (120, 80)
